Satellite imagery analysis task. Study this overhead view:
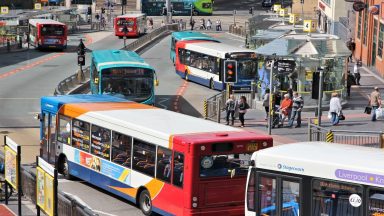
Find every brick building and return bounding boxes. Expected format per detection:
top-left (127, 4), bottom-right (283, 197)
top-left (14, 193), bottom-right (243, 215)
top-left (354, 0), bottom-right (384, 76)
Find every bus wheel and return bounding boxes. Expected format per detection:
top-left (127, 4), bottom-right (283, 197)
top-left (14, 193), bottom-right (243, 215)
top-left (210, 79), bottom-right (215, 90)
top-left (139, 190), bottom-right (152, 215)
top-left (118, 36), bottom-right (123, 39)
top-left (59, 156), bottom-right (72, 180)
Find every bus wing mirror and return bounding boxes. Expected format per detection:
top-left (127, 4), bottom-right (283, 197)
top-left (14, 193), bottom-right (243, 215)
top-left (34, 113), bottom-right (42, 121)
top-left (155, 79), bottom-right (159, 86)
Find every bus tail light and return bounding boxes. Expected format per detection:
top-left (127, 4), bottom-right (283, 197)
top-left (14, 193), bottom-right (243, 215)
top-left (192, 197), bottom-right (198, 208)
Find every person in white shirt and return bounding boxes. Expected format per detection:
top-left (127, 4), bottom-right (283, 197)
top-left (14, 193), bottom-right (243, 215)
top-left (329, 92), bottom-right (342, 125)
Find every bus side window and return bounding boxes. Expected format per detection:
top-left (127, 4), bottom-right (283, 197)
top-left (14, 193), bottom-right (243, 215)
top-left (72, 119), bottom-right (91, 152)
top-left (172, 152), bottom-right (184, 188)
top-left (258, 175), bottom-right (277, 215)
top-left (57, 115), bottom-right (71, 145)
top-left (132, 139), bottom-right (156, 177)
top-left (111, 132), bottom-right (132, 168)
top-left (282, 180), bottom-right (300, 216)
top-left (368, 188), bottom-right (384, 215)
top-left (156, 146), bottom-right (172, 183)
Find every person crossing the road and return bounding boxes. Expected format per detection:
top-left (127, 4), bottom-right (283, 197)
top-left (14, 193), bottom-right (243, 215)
top-left (225, 94), bottom-right (238, 126)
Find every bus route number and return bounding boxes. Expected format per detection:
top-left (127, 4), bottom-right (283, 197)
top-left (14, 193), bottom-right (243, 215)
top-left (247, 143), bottom-right (258, 151)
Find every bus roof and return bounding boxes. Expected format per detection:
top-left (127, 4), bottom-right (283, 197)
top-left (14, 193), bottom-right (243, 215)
top-left (41, 94), bottom-right (127, 114)
top-left (29, 19), bottom-right (65, 26)
top-left (182, 41), bottom-right (255, 58)
top-left (91, 50), bottom-right (154, 71)
top-left (171, 31), bottom-right (220, 42)
top-left (252, 142), bottom-right (384, 187)
top-left (116, 13), bottom-right (146, 18)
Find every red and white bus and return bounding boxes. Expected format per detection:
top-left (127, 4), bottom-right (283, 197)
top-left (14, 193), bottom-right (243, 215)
top-left (114, 13), bottom-right (147, 38)
top-left (40, 94), bottom-right (273, 216)
top-left (29, 19), bottom-right (68, 50)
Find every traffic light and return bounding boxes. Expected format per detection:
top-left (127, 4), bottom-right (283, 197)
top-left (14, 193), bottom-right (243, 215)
top-left (87, 7), bottom-right (92, 15)
top-left (122, 0), bottom-right (127, 5)
top-left (224, 60), bottom-right (237, 83)
top-left (249, 7), bottom-right (253, 14)
top-left (78, 55), bottom-right (85, 66)
top-left (300, 0), bottom-right (304, 4)
top-left (101, 8), bottom-right (105, 14)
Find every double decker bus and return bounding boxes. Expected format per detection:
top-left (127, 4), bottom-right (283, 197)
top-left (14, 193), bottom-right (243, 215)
top-left (245, 142), bottom-right (384, 216)
top-left (142, 0), bottom-right (213, 16)
top-left (28, 19), bottom-right (67, 50)
top-left (175, 41), bottom-right (258, 91)
top-left (90, 50), bottom-right (158, 105)
top-left (39, 94), bottom-right (273, 215)
top-left (170, 31), bottom-right (220, 64)
top-left (114, 13), bottom-right (147, 38)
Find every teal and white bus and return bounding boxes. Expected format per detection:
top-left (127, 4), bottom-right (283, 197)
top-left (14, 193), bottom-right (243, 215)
top-left (90, 50), bottom-right (158, 105)
top-left (245, 142), bottom-right (384, 216)
top-left (142, 0), bottom-right (214, 16)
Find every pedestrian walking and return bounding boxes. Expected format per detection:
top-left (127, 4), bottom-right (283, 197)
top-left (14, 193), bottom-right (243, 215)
top-left (217, 19), bottom-right (222, 31)
top-left (200, 18), bottom-right (206, 30)
top-left (206, 19), bottom-right (212, 30)
top-left (179, 19), bottom-right (183, 30)
top-left (149, 18), bottom-right (154, 29)
top-left (346, 38), bottom-right (356, 62)
top-left (329, 92), bottom-right (342, 126)
top-left (353, 63), bottom-right (361, 85)
top-left (161, 20), bottom-right (165, 27)
top-left (238, 96), bottom-right (250, 127)
top-left (288, 92), bottom-right (304, 128)
top-left (190, 19), bottom-right (195, 30)
top-left (262, 89), bottom-right (270, 120)
top-left (369, 87), bottom-right (382, 121)
top-left (346, 71), bottom-right (355, 97)
top-left (225, 94), bottom-right (238, 125)
top-left (278, 94), bottom-right (292, 127)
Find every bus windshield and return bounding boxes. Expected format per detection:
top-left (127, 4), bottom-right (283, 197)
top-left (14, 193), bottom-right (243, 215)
top-left (237, 59), bottom-right (258, 80)
top-left (200, 153), bottom-right (252, 178)
top-left (101, 67), bottom-right (153, 102)
top-left (41, 25), bottom-right (65, 36)
top-left (117, 19), bottom-right (134, 27)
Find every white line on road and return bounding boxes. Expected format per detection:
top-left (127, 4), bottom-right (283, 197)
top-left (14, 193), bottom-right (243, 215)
top-left (157, 98), bottom-right (170, 109)
top-left (93, 210), bottom-right (119, 216)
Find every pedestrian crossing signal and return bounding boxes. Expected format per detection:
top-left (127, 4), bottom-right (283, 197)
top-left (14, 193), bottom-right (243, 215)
top-left (224, 60), bottom-right (237, 83)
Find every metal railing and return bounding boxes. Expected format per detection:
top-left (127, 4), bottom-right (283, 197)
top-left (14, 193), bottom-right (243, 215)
top-left (20, 165), bottom-right (98, 216)
top-left (54, 24), bottom-right (178, 96)
top-left (308, 119), bottom-right (384, 148)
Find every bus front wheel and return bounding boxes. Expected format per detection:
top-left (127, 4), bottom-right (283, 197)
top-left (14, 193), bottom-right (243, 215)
top-left (139, 190), bottom-right (152, 215)
top-left (58, 156), bottom-right (72, 180)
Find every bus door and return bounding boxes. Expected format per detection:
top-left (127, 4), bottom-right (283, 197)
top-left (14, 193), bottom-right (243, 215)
top-left (41, 112), bottom-right (57, 164)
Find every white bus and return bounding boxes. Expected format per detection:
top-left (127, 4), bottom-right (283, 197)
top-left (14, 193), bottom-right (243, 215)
top-left (245, 142), bottom-right (384, 216)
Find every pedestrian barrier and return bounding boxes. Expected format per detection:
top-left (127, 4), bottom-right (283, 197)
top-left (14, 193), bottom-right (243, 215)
top-left (54, 24), bottom-right (179, 96)
top-left (308, 119), bottom-right (384, 148)
top-left (203, 99), bottom-right (208, 119)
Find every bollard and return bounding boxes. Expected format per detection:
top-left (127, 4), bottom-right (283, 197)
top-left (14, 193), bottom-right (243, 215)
top-left (204, 99), bottom-right (208, 119)
top-left (77, 69), bottom-right (85, 83)
top-left (326, 130), bottom-right (334, 143)
top-left (6, 39), bottom-right (10, 52)
top-left (380, 132), bottom-right (384, 149)
top-left (308, 118), bottom-right (312, 141)
top-left (216, 98), bottom-right (221, 123)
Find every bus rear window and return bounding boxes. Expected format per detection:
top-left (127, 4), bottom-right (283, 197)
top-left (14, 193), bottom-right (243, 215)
top-left (117, 19), bottom-right (134, 27)
top-left (200, 154), bottom-right (251, 178)
top-left (41, 25), bottom-right (64, 36)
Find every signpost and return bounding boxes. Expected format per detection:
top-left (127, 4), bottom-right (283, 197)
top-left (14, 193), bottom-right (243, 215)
top-left (268, 54), bottom-right (276, 135)
top-left (0, 6), bottom-right (9, 14)
top-left (4, 136), bottom-right (21, 216)
top-left (34, 3), bottom-right (42, 10)
top-left (275, 60), bottom-right (296, 74)
top-left (36, 157), bottom-right (58, 216)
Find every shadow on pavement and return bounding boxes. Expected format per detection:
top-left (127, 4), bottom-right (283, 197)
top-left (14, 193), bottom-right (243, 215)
top-left (155, 95), bottom-right (203, 118)
top-left (0, 49), bottom-right (52, 69)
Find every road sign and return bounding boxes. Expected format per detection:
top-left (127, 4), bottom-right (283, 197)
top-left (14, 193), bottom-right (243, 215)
top-left (289, 13), bottom-right (299, 24)
top-left (34, 3), bottom-right (42, 10)
top-left (0, 6), bottom-right (9, 14)
top-left (303, 20), bottom-right (316, 32)
top-left (276, 60), bottom-right (296, 74)
top-left (279, 8), bottom-right (288, 17)
top-left (273, 4), bottom-right (281, 13)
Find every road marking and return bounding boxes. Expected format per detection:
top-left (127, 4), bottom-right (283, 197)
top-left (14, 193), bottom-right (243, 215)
top-left (173, 81), bottom-right (189, 112)
top-left (93, 210), bottom-right (118, 216)
top-left (157, 98), bottom-right (169, 109)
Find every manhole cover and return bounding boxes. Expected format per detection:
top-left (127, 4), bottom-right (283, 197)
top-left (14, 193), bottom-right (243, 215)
top-left (0, 131), bottom-right (10, 134)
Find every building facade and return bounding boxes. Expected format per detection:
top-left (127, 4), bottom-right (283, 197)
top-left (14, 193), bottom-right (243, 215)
top-left (291, 0), bottom-right (318, 19)
top-left (354, 0), bottom-right (384, 76)
top-left (317, 0), bottom-right (348, 35)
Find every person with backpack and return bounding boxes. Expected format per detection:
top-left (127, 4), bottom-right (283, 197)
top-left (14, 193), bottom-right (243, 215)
top-left (225, 94), bottom-right (238, 125)
top-left (238, 96), bottom-right (250, 127)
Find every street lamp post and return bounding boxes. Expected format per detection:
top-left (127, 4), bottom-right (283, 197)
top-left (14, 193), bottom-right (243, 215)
top-left (122, 24), bottom-right (128, 47)
top-left (317, 67), bottom-right (324, 126)
top-left (268, 54), bottom-right (276, 135)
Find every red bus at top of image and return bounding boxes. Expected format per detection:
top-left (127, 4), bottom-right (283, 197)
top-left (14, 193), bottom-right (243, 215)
top-left (114, 13), bottom-right (147, 38)
top-left (28, 19), bottom-right (68, 50)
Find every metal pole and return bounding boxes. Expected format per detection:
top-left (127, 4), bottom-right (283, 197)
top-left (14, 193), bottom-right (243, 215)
top-left (17, 145), bottom-right (21, 216)
top-left (233, 10), bottom-right (236, 26)
top-left (36, 156), bottom-right (40, 216)
top-left (268, 55), bottom-right (275, 135)
top-left (166, 0), bottom-right (171, 23)
top-left (121, 3), bottom-right (123, 15)
top-left (317, 69), bottom-right (324, 126)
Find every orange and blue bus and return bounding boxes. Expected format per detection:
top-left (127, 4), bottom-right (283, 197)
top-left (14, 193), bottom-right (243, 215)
top-left (175, 40), bottom-right (259, 91)
top-left (39, 94), bottom-right (273, 215)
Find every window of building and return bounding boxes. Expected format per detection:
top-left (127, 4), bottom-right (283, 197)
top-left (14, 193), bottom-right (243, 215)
top-left (357, 12), bottom-right (362, 39)
top-left (57, 115), bottom-right (71, 145)
top-left (91, 125), bottom-right (111, 160)
top-left (368, 188), bottom-right (384, 215)
top-left (72, 119), bottom-right (90, 152)
top-left (156, 146), bottom-right (172, 183)
top-left (173, 152), bottom-right (184, 187)
top-left (321, 0), bottom-right (331, 5)
top-left (363, 11), bottom-right (368, 45)
top-left (132, 139), bottom-right (156, 177)
top-left (312, 179), bottom-right (363, 216)
top-left (111, 132), bottom-right (132, 168)
top-left (378, 23), bottom-right (384, 58)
